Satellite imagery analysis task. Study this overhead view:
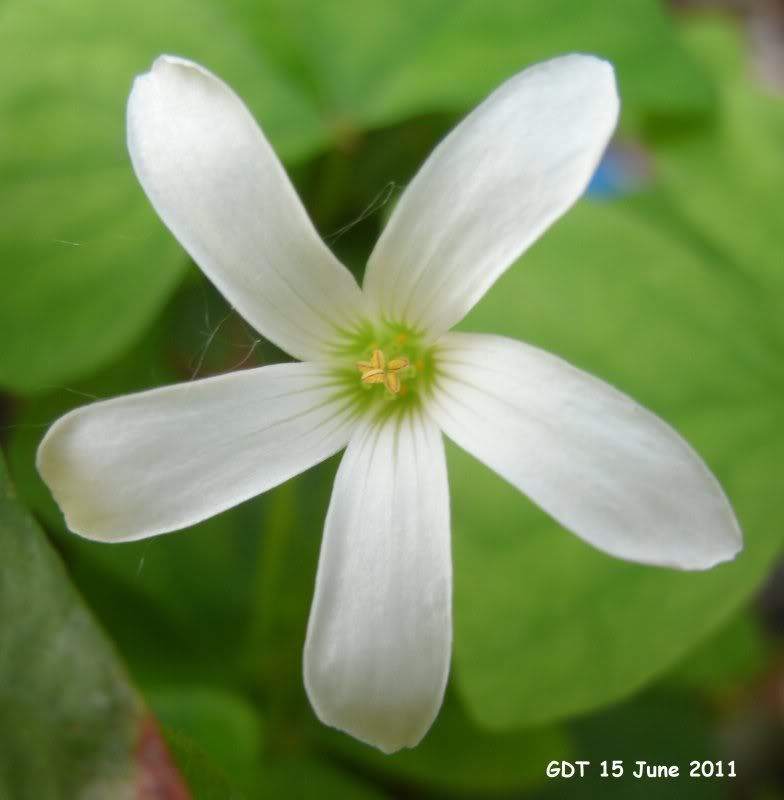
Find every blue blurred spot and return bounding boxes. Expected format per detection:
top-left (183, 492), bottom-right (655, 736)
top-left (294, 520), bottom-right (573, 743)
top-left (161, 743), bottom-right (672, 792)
top-left (587, 143), bottom-right (651, 198)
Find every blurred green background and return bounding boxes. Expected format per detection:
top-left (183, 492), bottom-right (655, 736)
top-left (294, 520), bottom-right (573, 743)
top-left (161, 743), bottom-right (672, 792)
top-left (1, 0), bottom-right (783, 797)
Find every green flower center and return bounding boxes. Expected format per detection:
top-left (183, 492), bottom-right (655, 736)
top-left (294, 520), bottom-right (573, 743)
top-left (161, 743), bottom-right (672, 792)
top-left (329, 321), bottom-right (437, 419)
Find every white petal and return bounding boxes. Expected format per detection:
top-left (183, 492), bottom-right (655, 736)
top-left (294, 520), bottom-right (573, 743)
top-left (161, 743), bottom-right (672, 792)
top-left (37, 363), bottom-right (357, 541)
top-left (430, 333), bottom-right (742, 570)
top-left (127, 56), bottom-right (365, 361)
top-left (304, 411), bottom-right (452, 753)
top-left (363, 55), bottom-right (618, 337)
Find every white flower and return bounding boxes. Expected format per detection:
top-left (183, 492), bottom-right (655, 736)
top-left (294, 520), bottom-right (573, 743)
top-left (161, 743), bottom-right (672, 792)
top-left (37, 54), bottom-right (742, 754)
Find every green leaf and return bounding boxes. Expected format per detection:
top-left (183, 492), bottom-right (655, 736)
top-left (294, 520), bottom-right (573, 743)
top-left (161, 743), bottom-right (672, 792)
top-left (653, 18), bottom-right (784, 300)
top-left (0, 451), bottom-right (155, 797)
top-left (667, 610), bottom-right (768, 691)
top-left (256, 757), bottom-right (385, 800)
top-left (146, 675), bottom-right (385, 800)
top-left (318, 690), bottom-right (570, 795)
top-left (533, 691), bottom-right (722, 800)
top-left (165, 732), bottom-right (247, 800)
top-left (0, 0), bottom-right (323, 393)
top-left (149, 687), bottom-right (264, 797)
top-left (450, 198), bottom-right (783, 729)
top-left (239, 0), bottom-right (715, 131)
top-left (0, 447), bottom-right (261, 798)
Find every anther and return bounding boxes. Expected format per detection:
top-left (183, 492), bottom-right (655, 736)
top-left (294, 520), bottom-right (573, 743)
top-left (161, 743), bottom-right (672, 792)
top-left (356, 349), bottom-right (409, 395)
top-left (360, 368), bottom-right (385, 385)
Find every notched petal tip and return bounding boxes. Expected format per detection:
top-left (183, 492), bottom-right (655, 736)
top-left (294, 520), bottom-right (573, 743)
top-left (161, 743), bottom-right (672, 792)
top-left (35, 412), bottom-right (107, 542)
top-left (674, 513), bottom-right (744, 572)
top-left (130, 55), bottom-right (207, 100)
top-left (525, 52), bottom-right (620, 145)
top-left (128, 55), bottom-right (225, 131)
top-left (149, 54), bottom-right (220, 85)
top-left (543, 52), bottom-right (620, 122)
top-left (303, 669), bottom-right (435, 754)
top-left (151, 53), bottom-right (194, 72)
top-left (643, 453), bottom-right (744, 573)
top-left (563, 51), bottom-right (617, 76)
top-left (553, 51), bottom-right (617, 81)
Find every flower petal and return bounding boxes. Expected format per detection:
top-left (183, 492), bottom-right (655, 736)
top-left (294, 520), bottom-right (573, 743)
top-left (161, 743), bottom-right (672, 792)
top-left (37, 363), bottom-right (358, 541)
top-left (430, 333), bottom-right (742, 570)
top-left (127, 56), bottom-right (365, 360)
top-left (363, 55), bottom-right (618, 338)
top-left (304, 411), bottom-right (452, 753)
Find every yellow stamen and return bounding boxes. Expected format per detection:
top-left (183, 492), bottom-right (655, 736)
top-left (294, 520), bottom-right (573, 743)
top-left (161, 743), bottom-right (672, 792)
top-left (384, 371), bottom-right (400, 394)
top-left (356, 348), bottom-right (409, 395)
top-left (387, 356), bottom-right (409, 371)
top-left (357, 349), bottom-right (385, 374)
top-left (361, 369), bottom-right (386, 385)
